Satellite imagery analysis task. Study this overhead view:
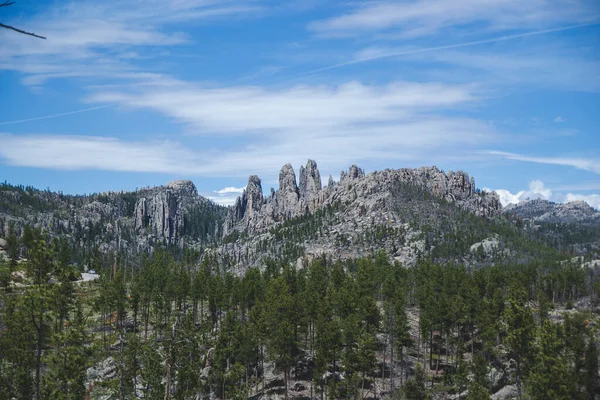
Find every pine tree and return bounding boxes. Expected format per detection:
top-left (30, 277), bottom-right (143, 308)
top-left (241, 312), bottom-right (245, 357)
top-left (527, 320), bottom-right (573, 399)
top-left (264, 275), bottom-right (298, 399)
top-left (502, 289), bottom-right (536, 400)
top-left (42, 301), bottom-right (89, 399)
top-left (584, 330), bottom-right (598, 400)
top-left (403, 363), bottom-right (428, 400)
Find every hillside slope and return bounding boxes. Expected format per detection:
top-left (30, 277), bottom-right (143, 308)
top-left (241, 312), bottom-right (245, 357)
top-left (207, 160), bottom-right (570, 273)
top-left (0, 180), bottom-right (226, 263)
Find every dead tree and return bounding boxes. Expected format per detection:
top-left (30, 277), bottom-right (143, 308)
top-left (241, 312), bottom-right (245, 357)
top-left (1, 1), bottom-right (46, 39)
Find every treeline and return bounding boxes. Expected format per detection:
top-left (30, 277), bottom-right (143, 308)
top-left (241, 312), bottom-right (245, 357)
top-left (1, 237), bottom-right (599, 399)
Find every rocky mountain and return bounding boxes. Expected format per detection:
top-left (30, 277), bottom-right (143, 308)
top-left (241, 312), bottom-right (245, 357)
top-left (504, 198), bottom-right (600, 225)
top-left (0, 180), bottom-right (226, 262)
top-left (503, 198), bottom-right (600, 254)
top-left (224, 160), bottom-right (499, 236)
top-left (3, 161), bottom-right (595, 272)
top-left (209, 160), bottom-right (512, 273)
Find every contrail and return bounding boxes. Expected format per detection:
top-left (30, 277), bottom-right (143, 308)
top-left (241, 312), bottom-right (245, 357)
top-left (0, 105), bottom-right (110, 126)
top-left (284, 21), bottom-right (599, 80)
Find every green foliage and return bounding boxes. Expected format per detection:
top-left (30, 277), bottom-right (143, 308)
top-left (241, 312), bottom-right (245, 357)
top-left (526, 320), bottom-right (574, 399)
top-left (403, 363), bottom-right (429, 400)
top-left (0, 237), bottom-right (598, 400)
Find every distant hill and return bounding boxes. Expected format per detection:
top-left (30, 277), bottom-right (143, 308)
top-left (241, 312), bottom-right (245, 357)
top-left (2, 161), bottom-right (597, 271)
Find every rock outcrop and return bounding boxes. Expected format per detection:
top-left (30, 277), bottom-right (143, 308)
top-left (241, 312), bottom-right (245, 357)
top-left (0, 179), bottom-right (225, 259)
top-left (134, 179), bottom-right (199, 243)
top-left (299, 159), bottom-right (322, 213)
top-left (224, 175), bottom-right (264, 233)
top-left (504, 198), bottom-right (599, 224)
top-left (276, 163), bottom-right (301, 220)
top-left (215, 160), bottom-right (502, 273)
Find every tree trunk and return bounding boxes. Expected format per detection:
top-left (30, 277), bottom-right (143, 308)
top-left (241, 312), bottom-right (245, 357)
top-left (516, 360), bottom-right (522, 400)
top-left (284, 367), bottom-right (289, 400)
top-left (390, 335), bottom-right (395, 392)
top-left (120, 330), bottom-right (126, 400)
top-left (35, 323), bottom-right (42, 400)
top-left (429, 331), bottom-right (433, 371)
top-left (164, 322), bottom-right (176, 400)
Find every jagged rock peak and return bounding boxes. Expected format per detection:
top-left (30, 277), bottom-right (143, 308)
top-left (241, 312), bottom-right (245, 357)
top-left (166, 179), bottom-right (197, 195)
top-left (340, 164), bottom-right (365, 182)
top-left (135, 180), bottom-right (199, 243)
top-left (446, 170), bottom-right (474, 197)
top-left (247, 175), bottom-right (262, 193)
top-left (245, 175), bottom-right (264, 217)
top-left (279, 163), bottom-right (299, 193)
top-left (299, 159), bottom-right (322, 199)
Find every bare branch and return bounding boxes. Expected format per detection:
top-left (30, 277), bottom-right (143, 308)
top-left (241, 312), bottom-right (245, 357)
top-left (0, 22), bottom-right (46, 39)
top-left (0, 2), bottom-right (16, 8)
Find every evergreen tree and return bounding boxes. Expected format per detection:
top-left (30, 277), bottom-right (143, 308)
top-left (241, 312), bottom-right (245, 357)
top-left (527, 320), bottom-right (573, 399)
top-left (503, 289), bottom-right (536, 400)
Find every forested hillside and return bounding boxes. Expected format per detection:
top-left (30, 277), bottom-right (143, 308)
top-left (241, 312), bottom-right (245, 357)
top-left (0, 236), bottom-right (598, 399)
top-left (0, 163), bottom-right (599, 399)
top-left (0, 180), bottom-right (227, 266)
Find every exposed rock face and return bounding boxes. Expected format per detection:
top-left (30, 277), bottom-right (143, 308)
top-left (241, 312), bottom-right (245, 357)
top-left (215, 160), bottom-right (502, 273)
top-left (0, 179), bottom-right (225, 258)
top-left (504, 198), bottom-right (599, 224)
top-left (299, 159), bottom-right (322, 213)
top-left (276, 163), bottom-right (300, 219)
top-left (340, 165), bottom-right (364, 182)
top-left (134, 179), bottom-right (199, 243)
top-left (224, 175), bottom-right (264, 233)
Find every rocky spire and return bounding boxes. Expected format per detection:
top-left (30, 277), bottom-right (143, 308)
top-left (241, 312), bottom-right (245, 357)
top-left (299, 159), bottom-right (322, 213)
top-left (245, 175), bottom-right (263, 220)
top-left (276, 163), bottom-right (300, 219)
top-left (299, 160), bottom-right (321, 198)
top-left (341, 164), bottom-right (365, 182)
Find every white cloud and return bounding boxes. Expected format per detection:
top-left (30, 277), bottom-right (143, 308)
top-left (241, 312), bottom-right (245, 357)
top-left (215, 186), bottom-right (246, 195)
top-left (206, 195), bottom-right (240, 207)
top-left (0, 75), bottom-right (500, 180)
top-left (309, 0), bottom-right (597, 37)
top-left (554, 116), bottom-right (566, 122)
top-left (564, 193), bottom-right (600, 210)
top-left (484, 151), bottom-right (600, 175)
top-left (79, 78), bottom-right (496, 178)
top-left (486, 180), bottom-right (600, 210)
top-left (87, 79), bottom-right (481, 135)
top-left (207, 186), bottom-right (246, 206)
top-left (0, 134), bottom-right (203, 174)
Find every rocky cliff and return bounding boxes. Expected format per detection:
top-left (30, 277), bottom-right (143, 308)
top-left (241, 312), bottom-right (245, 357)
top-left (212, 160), bottom-right (502, 273)
top-left (503, 198), bottom-right (600, 254)
top-left (0, 180), bottom-right (226, 261)
top-left (504, 198), bottom-right (599, 225)
top-left (224, 160), bottom-right (500, 236)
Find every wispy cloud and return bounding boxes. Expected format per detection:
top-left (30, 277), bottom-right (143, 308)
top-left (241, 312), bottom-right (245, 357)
top-left (215, 186), bottom-right (246, 195)
top-left (484, 151), bottom-right (600, 175)
top-left (290, 23), bottom-right (598, 81)
top-left (0, 0), bottom-right (265, 86)
top-left (0, 102), bottom-right (496, 179)
top-left (87, 79), bottom-right (481, 135)
top-left (0, 134), bottom-right (202, 174)
top-left (554, 116), bottom-right (566, 123)
top-left (79, 78), bottom-right (498, 178)
top-left (0, 105), bottom-right (111, 126)
top-left (309, 0), bottom-right (598, 38)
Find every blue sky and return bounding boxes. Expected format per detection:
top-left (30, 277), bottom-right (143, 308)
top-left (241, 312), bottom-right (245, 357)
top-left (0, 0), bottom-right (599, 208)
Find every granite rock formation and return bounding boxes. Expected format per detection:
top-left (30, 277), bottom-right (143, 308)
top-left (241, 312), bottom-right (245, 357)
top-left (213, 160), bottom-right (503, 273)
